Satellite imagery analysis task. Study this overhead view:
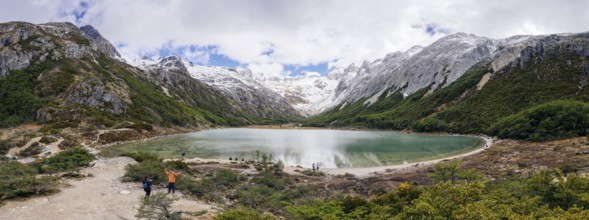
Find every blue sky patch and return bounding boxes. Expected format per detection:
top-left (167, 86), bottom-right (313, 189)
top-left (424, 23), bottom-right (449, 36)
top-left (284, 62), bottom-right (331, 76)
top-left (73, 1), bottom-right (89, 23)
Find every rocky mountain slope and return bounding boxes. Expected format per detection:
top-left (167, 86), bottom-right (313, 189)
top-left (79, 25), bottom-right (122, 59)
top-left (327, 33), bottom-right (541, 109)
top-left (305, 32), bottom-right (589, 141)
top-left (255, 33), bottom-right (538, 116)
top-left (0, 21), bottom-right (298, 136)
top-left (136, 56), bottom-right (302, 119)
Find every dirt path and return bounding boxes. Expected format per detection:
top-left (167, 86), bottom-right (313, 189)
top-left (0, 157), bottom-right (218, 220)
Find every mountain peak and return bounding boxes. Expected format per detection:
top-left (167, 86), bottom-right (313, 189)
top-left (42, 22), bottom-right (79, 31)
top-left (157, 56), bottom-right (188, 73)
top-left (79, 25), bottom-right (122, 58)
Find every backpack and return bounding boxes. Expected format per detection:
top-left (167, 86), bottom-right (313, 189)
top-left (143, 181), bottom-right (149, 189)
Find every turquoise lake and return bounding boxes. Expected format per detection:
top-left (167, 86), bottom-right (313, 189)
top-left (102, 128), bottom-right (484, 168)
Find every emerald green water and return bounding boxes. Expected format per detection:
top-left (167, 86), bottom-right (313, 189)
top-left (101, 128), bottom-right (484, 168)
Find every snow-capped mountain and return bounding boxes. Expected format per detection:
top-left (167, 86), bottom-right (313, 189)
top-left (323, 33), bottom-right (538, 111)
top-left (132, 32), bottom-right (542, 118)
top-left (251, 33), bottom-right (538, 116)
top-left (253, 70), bottom-right (355, 116)
top-left (136, 56), bottom-right (302, 119)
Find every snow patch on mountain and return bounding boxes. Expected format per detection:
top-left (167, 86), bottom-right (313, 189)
top-left (254, 70), bottom-right (354, 116)
top-left (129, 32), bottom-right (545, 118)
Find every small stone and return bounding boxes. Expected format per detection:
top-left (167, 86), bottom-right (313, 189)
top-left (120, 190), bottom-right (130, 195)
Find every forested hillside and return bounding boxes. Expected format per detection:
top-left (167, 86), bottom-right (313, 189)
top-left (305, 33), bottom-right (589, 141)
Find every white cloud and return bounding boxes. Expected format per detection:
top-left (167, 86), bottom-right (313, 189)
top-left (182, 49), bottom-right (209, 64)
top-left (247, 62), bottom-right (285, 79)
top-left (2, 0), bottom-right (589, 75)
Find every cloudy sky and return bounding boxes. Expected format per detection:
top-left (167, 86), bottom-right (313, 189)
top-left (1, 0), bottom-right (588, 76)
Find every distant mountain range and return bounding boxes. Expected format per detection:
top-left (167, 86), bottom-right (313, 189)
top-left (1, 21), bottom-right (588, 141)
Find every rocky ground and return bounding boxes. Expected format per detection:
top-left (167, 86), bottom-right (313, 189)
top-left (372, 137), bottom-right (589, 186)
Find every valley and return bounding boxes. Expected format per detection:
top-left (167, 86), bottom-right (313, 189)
top-left (1, 20), bottom-right (588, 219)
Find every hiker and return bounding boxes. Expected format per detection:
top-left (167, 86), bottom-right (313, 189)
top-left (142, 177), bottom-right (152, 197)
top-left (165, 169), bottom-right (182, 194)
top-left (316, 163), bottom-right (319, 171)
top-left (312, 163), bottom-right (316, 171)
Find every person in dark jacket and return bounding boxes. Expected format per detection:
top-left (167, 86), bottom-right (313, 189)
top-left (143, 177), bottom-right (152, 197)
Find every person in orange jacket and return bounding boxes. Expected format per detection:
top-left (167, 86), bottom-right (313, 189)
top-left (164, 169), bottom-right (182, 194)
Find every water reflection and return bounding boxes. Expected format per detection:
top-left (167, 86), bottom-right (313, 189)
top-left (103, 128), bottom-right (483, 168)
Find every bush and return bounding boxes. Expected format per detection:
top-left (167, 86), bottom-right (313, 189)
top-left (0, 161), bottom-right (59, 201)
top-left (136, 192), bottom-right (181, 220)
top-left (285, 200), bottom-right (346, 220)
top-left (123, 160), bottom-right (166, 185)
top-left (214, 207), bottom-right (275, 220)
top-left (176, 178), bottom-right (216, 199)
top-left (0, 139), bottom-right (12, 155)
top-left (58, 138), bottom-right (79, 150)
top-left (120, 151), bottom-right (160, 162)
top-left (560, 164), bottom-right (578, 174)
top-left (39, 136), bottom-right (57, 144)
top-left (37, 147), bottom-right (96, 173)
top-left (299, 169), bottom-right (326, 176)
top-left (210, 169), bottom-right (239, 188)
top-left (18, 142), bottom-right (43, 157)
top-left (164, 160), bottom-right (189, 171)
top-left (252, 172), bottom-right (287, 190)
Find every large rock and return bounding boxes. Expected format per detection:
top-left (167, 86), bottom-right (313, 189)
top-left (65, 78), bottom-right (126, 114)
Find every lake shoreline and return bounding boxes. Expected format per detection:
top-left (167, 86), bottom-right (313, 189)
top-left (101, 126), bottom-right (493, 178)
top-left (316, 135), bottom-right (493, 177)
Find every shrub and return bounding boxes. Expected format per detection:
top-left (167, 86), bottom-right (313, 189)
top-left (120, 151), bottom-right (160, 162)
top-left (18, 142), bottom-right (43, 157)
top-left (0, 139), bottom-right (12, 155)
top-left (136, 192), bottom-right (181, 220)
top-left (252, 172), bottom-right (287, 190)
top-left (58, 138), bottom-right (78, 150)
top-left (560, 164), bottom-right (578, 174)
top-left (235, 185), bottom-right (279, 210)
top-left (299, 169), bottom-right (326, 176)
top-left (176, 177), bottom-right (214, 198)
top-left (164, 160), bottom-right (189, 171)
top-left (37, 147), bottom-right (96, 173)
top-left (123, 160), bottom-right (166, 185)
top-left (285, 200), bottom-right (346, 220)
top-left (214, 207), bottom-right (275, 220)
top-left (210, 169), bottom-right (239, 188)
top-left (0, 161), bottom-right (59, 201)
top-left (39, 136), bottom-right (57, 144)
